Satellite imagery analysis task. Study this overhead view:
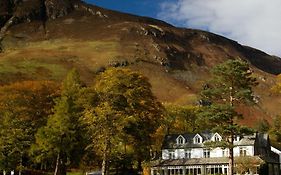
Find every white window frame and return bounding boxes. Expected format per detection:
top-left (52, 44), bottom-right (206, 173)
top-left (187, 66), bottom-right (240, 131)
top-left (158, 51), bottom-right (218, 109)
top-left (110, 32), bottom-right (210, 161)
top-left (185, 149), bottom-right (191, 158)
top-left (239, 147), bottom-right (247, 156)
top-left (203, 149), bottom-right (210, 158)
top-left (169, 150), bottom-right (176, 159)
top-left (213, 133), bottom-right (221, 142)
top-left (194, 134), bottom-right (202, 144)
top-left (177, 135), bottom-right (185, 145)
top-left (222, 148), bottom-right (229, 157)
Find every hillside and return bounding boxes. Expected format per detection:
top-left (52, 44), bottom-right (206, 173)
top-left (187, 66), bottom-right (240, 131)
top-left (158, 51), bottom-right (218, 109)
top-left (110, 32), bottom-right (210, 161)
top-left (0, 0), bottom-right (281, 126)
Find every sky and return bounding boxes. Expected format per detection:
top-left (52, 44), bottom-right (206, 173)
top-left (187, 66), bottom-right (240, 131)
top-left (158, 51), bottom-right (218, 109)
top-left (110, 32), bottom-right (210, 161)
top-left (86, 0), bottom-right (281, 57)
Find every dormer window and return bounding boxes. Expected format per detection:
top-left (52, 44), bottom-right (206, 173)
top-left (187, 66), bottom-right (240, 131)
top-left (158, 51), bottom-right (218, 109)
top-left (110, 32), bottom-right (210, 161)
top-left (177, 135), bottom-right (185, 145)
top-left (234, 136), bottom-right (240, 142)
top-left (212, 133), bottom-right (222, 142)
top-left (193, 134), bottom-right (202, 144)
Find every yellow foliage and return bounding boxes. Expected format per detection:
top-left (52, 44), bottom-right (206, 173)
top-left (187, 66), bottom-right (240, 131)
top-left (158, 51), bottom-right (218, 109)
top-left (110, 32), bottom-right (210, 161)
top-left (271, 74), bottom-right (281, 94)
top-left (142, 166), bottom-right (151, 175)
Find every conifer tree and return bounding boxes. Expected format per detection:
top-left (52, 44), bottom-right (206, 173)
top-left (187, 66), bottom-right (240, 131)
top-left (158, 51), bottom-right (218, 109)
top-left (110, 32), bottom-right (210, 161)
top-left (33, 69), bottom-right (83, 175)
top-left (199, 60), bottom-right (257, 175)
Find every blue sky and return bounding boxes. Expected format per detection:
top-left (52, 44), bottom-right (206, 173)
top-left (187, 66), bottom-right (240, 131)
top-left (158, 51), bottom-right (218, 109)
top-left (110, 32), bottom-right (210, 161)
top-left (86, 0), bottom-right (162, 19)
top-left (85, 0), bottom-right (281, 56)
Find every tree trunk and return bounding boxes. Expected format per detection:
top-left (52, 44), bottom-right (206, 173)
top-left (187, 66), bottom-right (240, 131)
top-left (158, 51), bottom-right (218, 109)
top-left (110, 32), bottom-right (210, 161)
top-left (228, 135), bottom-right (234, 175)
top-left (59, 152), bottom-right (67, 175)
top-left (3, 170), bottom-right (6, 175)
top-left (102, 139), bottom-right (110, 175)
top-left (19, 156), bottom-right (22, 175)
top-left (54, 152), bottom-right (60, 175)
top-left (228, 86), bottom-right (234, 175)
top-left (101, 153), bottom-right (109, 175)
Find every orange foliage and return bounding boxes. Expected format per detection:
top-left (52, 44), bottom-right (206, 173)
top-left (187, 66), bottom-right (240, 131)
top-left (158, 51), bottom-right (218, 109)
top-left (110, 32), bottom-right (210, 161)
top-left (0, 81), bottom-right (59, 125)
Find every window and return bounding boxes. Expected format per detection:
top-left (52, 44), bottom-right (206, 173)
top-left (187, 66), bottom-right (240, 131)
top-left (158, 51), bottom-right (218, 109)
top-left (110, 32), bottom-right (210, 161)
top-left (239, 147), bottom-right (247, 156)
top-left (222, 149), bottom-right (229, 157)
top-left (214, 134), bottom-right (221, 141)
top-left (185, 149), bottom-right (191, 158)
top-left (169, 151), bottom-right (176, 159)
top-left (168, 169), bottom-right (183, 175)
top-left (234, 136), bottom-right (240, 142)
top-left (203, 149), bottom-right (210, 158)
top-left (177, 135), bottom-right (185, 145)
top-left (194, 134), bottom-right (202, 144)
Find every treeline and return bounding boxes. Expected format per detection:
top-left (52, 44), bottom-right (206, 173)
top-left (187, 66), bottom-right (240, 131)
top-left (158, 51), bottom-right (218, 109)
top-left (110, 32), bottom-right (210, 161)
top-left (0, 61), bottom-right (281, 175)
top-left (0, 68), bottom-right (201, 175)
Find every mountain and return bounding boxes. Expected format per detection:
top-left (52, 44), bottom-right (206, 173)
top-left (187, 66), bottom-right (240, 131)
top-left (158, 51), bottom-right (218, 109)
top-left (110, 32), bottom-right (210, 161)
top-left (1, 0), bottom-right (281, 125)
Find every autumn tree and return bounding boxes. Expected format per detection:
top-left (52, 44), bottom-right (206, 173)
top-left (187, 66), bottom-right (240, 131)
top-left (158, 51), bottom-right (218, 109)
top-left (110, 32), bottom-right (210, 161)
top-left (255, 118), bottom-right (270, 133)
top-left (270, 74), bottom-right (281, 148)
top-left (235, 156), bottom-right (264, 174)
top-left (199, 59), bottom-right (257, 175)
top-left (164, 104), bottom-right (199, 134)
top-left (32, 69), bottom-right (84, 175)
top-left (0, 81), bottom-right (58, 173)
top-left (82, 68), bottom-right (163, 175)
top-left (271, 74), bottom-right (281, 94)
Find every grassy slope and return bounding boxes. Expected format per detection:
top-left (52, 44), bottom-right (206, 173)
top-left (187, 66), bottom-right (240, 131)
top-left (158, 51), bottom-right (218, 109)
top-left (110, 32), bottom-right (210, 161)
top-left (1, 38), bottom-right (279, 127)
top-left (0, 4), bottom-right (280, 126)
top-left (0, 37), bottom-right (199, 104)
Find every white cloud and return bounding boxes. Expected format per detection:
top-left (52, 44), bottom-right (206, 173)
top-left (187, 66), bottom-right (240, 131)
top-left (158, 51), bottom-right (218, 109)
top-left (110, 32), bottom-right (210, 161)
top-left (158, 0), bottom-right (281, 56)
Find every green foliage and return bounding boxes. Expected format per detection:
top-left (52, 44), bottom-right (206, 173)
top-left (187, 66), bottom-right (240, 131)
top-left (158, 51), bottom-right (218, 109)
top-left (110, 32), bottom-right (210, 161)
top-left (0, 114), bottom-right (32, 171)
top-left (0, 81), bottom-right (58, 171)
top-left (82, 68), bottom-right (164, 174)
top-left (271, 74), bottom-right (281, 94)
top-left (163, 104), bottom-right (199, 134)
top-left (32, 69), bottom-right (85, 175)
top-left (255, 118), bottom-right (270, 133)
top-left (202, 59), bottom-right (257, 105)
top-left (199, 59), bottom-right (257, 175)
top-left (269, 115), bottom-right (281, 149)
top-left (199, 60), bottom-right (257, 136)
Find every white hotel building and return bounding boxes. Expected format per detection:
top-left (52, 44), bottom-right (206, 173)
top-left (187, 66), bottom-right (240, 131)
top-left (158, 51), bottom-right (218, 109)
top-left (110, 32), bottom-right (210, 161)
top-left (150, 132), bottom-right (280, 175)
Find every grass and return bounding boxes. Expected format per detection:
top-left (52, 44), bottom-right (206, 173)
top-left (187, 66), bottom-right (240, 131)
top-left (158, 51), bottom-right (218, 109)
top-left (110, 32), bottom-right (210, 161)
top-left (0, 38), bottom-right (280, 124)
top-left (0, 58), bottom-right (68, 80)
top-left (0, 39), bottom-right (122, 82)
top-left (67, 172), bottom-right (84, 175)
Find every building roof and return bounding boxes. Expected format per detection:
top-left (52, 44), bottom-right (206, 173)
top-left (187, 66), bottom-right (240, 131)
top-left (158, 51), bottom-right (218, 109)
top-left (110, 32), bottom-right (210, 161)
top-left (162, 132), bottom-right (214, 149)
top-left (162, 132), bottom-right (264, 149)
top-left (151, 156), bottom-right (264, 167)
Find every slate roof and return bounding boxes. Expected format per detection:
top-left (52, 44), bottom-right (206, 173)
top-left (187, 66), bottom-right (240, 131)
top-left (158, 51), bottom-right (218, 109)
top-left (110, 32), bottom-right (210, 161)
top-left (162, 131), bottom-right (215, 149)
top-left (162, 131), bottom-right (264, 149)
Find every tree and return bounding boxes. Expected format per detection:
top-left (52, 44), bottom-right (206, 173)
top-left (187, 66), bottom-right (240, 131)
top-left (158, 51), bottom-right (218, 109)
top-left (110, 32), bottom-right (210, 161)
top-left (270, 75), bottom-right (281, 148)
top-left (269, 115), bottom-right (281, 149)
top-left (199, 59), bottom-right (257, 175)
top-left (32, 69), bottom-right (84, 175)
top-left (0, 81), bottom-right (58, 173)
top-left (255, 118), bottom-right (270, 133)
top-left (82, 68), bottom-right (163, 175)
top-left (235, 156), bottom-right (264, 174)
top-left (271, 74), bottom-right (281, 94)
top-left (164, 104), bottom-right (199, 134)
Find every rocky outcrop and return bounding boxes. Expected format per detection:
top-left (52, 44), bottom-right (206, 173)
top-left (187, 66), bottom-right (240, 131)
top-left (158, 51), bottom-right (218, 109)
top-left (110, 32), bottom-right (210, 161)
top-left (0, 0), bottom-right (12, 15)
top-left (0, 0), bottom-right (81, 24)
top-left (14, 0), bottom-right (45, 22)
top-left (0, 0), bottom-right (81, 52)
top-left (44, 0), bottom-right (74, 19)
top-left (0, 0), bottom-right (13, 27)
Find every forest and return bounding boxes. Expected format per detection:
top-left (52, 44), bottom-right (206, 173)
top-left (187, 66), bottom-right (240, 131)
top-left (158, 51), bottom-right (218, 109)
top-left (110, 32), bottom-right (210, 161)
top-left (0, 60), bottom-right (281, 175)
